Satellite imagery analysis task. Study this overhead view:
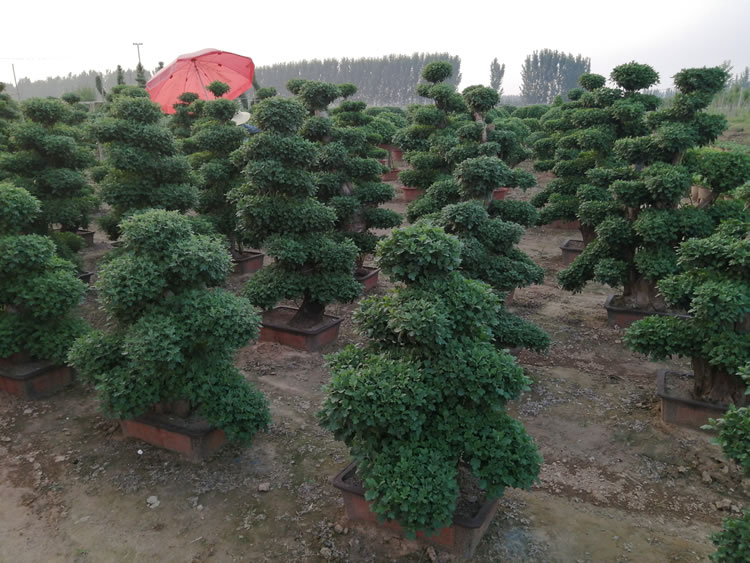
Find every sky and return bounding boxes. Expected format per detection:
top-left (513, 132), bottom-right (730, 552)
top-left (2, 0), bottom-right (749, 95)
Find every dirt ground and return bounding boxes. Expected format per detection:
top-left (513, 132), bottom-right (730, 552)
top-left (1, 170), bottom-right (748, 563)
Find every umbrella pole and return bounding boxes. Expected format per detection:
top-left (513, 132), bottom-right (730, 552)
top-left (194, 61), bottom-right (209, 99)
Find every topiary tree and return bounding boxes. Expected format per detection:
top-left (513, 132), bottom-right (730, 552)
top-left (0, 183), bottom-right (88, 363)
top-left (531, 63), bottom-right (661, 240)
top-left (93, 95), bottom-right (198, 239)
top-left (180, 82), bottom-right (249, 254)
top-left (0, 83), bottom-right (21, 151)
top-left (557, 66), bottom-right (735, 309)
top-left (624, 218), bottom-right (749, 405)
top-left (169, 91), bottom-right (202, 139)
top-left (704, 366), bottom-right (750, 562)
top-left (299, 82), bottom-right (402, 274)
top-left (68, 209), bottom-right (270, 442)
top-left (318, 223), bottom-right (541, 536)
top-left (229, 97), bottom-right (362, 328)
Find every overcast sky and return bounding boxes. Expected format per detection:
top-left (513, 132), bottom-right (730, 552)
top-left (2, 0), bottom-right (749, 96)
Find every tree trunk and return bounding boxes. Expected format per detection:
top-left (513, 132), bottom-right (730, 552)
top-left (630, 276), bottom-right (665, 311)
top-left (290, 294), bottom-right (326, 328)
top-left (692, 358), bottom-right (747, 406)
top-left (580, 224), bottom-right (596, 246)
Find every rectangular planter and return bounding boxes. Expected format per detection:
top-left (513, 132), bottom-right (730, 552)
top-left (0, 361), bottom-right (76, 399)
top-left (657, 370), bottom-right (728, 430)
top-left (560, 239), bottom-right (584, 266)
top-left (120, 412), bottom-right (227, 461)
top-left (333, 463), bottom-right (499, 559)
top-left (381, 169), bottom-right (399, 182)
top-left (259, 306), bottom-right (343, 352)
top-left (401, 186), bottom-right (424, 202)
top-left (355, 266), bottom-right (380, 291)
top-left (492, 187), bottom-right (510, 200)
top-left (603, 294), bottom-right (690, 329)
top-left (232, 251), bottom-right (264, 276)
top-left (78, 271), bottom-right (94, 285)
top-left (76, 229), bottom-right (95, 247)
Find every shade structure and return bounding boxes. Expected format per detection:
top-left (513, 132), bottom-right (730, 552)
top-left (146, 48), bottom-right (254, 114)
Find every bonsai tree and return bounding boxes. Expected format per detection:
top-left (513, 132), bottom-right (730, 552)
top-left (426, 156), bottom-right (548, 351)
top-left (624, 217), bottom-right (749, 406)
top-left (299, 82), bottom-right (402, 274)
top-left (531, 63), bottom-right (661, 241)
top-left (704, 366), bottom-right (750, 562)
top-left (181, 82), bottom-right (249, 255)
top-left (93, 94), bottom-right (198, 239)
top-left (68, 209), bottom-right (270, 442)
top-left (229, 97), bottom-right (362, 328)
top-left (318, 223), bottom-right (541, 535)
top-left (0, 183), bottom-right (88, 363)
top-left (169, 91), bottom-right (202, 139)
top-left (557, 66), bottom-right (734, 309)
top-left (0, 98), bottom-right (98, 234)
top-left (0, 83), bottom-right (21, 151)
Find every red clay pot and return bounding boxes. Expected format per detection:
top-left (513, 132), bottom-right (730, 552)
top-left (332, 462), bottom-right (500, 559)
top-left (401, 186), bottom-right (424, 202)
top-left (0, 358), bottom-right (76, 399)
top-left (120, 411), bottom-right (227, 461)
top-left (259, 306), bottom-right (343, 352)
top-left (559, 239), bottom-right (584, 266)
top-left (355, 266), bottom-right (380, 291)
top-left (603, 295), bottom-right (690, 329)
top-left (657, 370), bottom-right (728, 430)
top-left (232, 251), bottom-right (264, 275)
top-left (381, 169), bottom-right (399, 182)
top-left (492, 187), bottom-right (510, 200)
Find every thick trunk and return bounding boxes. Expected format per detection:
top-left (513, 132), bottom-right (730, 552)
top-left (692, 358), bottom-right (747, 406)
top-left (290, 294), bottom-right (326, 329)
top-left (580, 224), bottom-right (596, 246)
top-left (630, 276), bottom-right (665, 311)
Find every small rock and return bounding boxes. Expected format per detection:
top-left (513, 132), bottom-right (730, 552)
top-left (715, 498), bottom-right (732, 511)
top-left (146, 495), bottom-right (160, 508)
top-left (426, 546), bottom-right (438, 562)
top-left (334, 524), bottom-right (343, 534)
top-left (258, 482), bottom-right (271, 492)
top-left (137, 449), bottom-right (143, 455)
top-left (677, 466), bottom-right (688, 474)
top-left (23, 408), bottom-right (33, 415)
top-left (197, 504), bottom-right (204, 511)
top-left (319, 547), bottom-right (332, 558)
top-left (54, 455), bottom-right (67, 463)
top-left (702, 471), bottom-right (712, 484)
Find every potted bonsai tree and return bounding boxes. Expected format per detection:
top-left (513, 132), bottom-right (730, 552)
top-left (557, 66), bottom-right (736, 327)
top-left (0, 97), bottom-right (98, 252)
top-left (180, 81), bottom-right (261, 274)
top-left (624, 216), bottom-right (749, 427)
top-left (230, 97), bottom-right (362, 351)
top-left (93, 93), bottom-right (198, 239)
top-left (530, 64), bottom-right (660, 261)
top-left (299, 81), bottom-right (402, 290)
top-left (704, 367), bottom-right (750, 562)
top-left (0, 183), bottom-right (88, 398)
top-left (68, 209), bottom-right (270, 459)
top-left (319, 223), bottom-right (541, 558)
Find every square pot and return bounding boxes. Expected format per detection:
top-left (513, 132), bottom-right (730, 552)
top-left (232, 251), bottom-right (264, 276)
top-left (332, 462), bottom-right (499, 559)
top-left (78, 271), bottom-right (94, 285)
top-left (603, 295), bottom-right (690, 329)
top-left (120, 412), bottom-right (227, 461)
top-left (492, 187), bottom-right (510, 200)
top-left (76, 229), bottom-right (95, 247)
top-left (259, 306), bottom-right (343, 352)
top-left (559, 239), bottom-right (584, 266)
top-left (546, 219), bottom-right (580, 230)
top-left (401, 186), bottom-right (424, 202)
top-left (0, 360), bottom-right (76, 399)
top-left (657, 370), bottom-right (729, 429)
top-left (381, 169), bottom-right (399, 182)
top-left (355, 267), bottom-right (380, 291)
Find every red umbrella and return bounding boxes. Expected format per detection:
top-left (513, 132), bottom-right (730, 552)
top-left (146, 48), bottom-right (255, 114)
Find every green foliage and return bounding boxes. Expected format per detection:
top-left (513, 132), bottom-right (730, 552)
top-left (94, 96), bottom-right (197, 239)
top-left (318, 224), bottom-right (541, 536)
top-left (0, 183), bottom-right (87, 362)
top-left (207, 81), bottom-right (231, 98)
top-left (0, 97), bottom-right (97, 233)
top-left (68, 210), bottom-right (269, 443)
top-left (610, 62), bottom-right (659, 92)
top-left (683, 148), bottom-right (750, 193)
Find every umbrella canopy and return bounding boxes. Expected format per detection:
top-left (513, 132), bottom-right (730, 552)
top-left (146, 48), bottom-right (255, 114)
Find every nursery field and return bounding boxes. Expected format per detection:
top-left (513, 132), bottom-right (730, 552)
top-left (1, 169), bottom-right (746, 563)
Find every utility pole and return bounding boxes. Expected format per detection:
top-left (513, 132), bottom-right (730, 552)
top-left (11, 64), bottom-right (21, 102)
top-left (133, 42), bottom-right (143, 65)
